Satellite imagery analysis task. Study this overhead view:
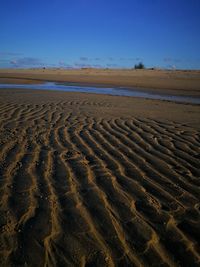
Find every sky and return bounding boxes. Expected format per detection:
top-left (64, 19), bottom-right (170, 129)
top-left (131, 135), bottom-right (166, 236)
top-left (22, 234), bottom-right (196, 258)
top-left (0, 0), bottom-right (200, 69)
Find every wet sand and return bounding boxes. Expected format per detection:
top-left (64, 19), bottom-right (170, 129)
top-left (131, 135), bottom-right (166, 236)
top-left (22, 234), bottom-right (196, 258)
top-left (0, 68), bottom-right (200, 96)
top-left (0, 88), bottom-right (200, 266)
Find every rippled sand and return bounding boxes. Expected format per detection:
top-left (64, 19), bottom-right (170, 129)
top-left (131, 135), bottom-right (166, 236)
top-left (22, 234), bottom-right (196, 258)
top-left (0, 89), bottom-right (200, 266)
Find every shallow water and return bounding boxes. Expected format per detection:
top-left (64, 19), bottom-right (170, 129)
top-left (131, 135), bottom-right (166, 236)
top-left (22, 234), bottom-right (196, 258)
top-left (0, 82), bottom-right (199, 104)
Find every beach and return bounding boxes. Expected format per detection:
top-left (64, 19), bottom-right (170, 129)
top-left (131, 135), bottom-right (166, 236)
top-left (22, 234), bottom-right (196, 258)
top-left (0, 70), bottom-right (200, 266)
top-left (0, 68), bottom-right (200, 96)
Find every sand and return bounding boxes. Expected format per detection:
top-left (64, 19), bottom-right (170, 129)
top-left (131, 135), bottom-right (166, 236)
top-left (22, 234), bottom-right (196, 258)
top-left (0, 68), bottom-right (200, 96)
top-left (0, 86), bottom-right (199, 267)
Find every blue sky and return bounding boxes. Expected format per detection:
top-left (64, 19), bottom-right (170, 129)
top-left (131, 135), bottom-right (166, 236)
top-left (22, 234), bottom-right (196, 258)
top-left (0, 0), bottom-right (200, 69)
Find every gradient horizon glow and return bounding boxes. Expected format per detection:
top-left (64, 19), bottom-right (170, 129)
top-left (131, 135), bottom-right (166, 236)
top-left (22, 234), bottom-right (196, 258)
top-left (1, 0), bottom-right (200, 69)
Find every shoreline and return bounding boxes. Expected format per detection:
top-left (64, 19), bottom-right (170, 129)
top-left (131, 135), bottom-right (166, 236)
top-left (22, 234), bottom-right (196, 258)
top-left (0, 68), bottom-right (200, 96)
top-left (1, 83), bottom-right (200, 105)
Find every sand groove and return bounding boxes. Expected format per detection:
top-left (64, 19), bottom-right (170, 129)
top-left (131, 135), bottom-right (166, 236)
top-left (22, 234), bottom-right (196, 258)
top-left (0, 97), bottom-right (200, 267)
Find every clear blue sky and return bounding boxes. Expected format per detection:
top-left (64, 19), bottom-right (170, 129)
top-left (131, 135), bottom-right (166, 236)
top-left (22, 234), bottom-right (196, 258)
top-left (0, 0), bottom-right (200, 69)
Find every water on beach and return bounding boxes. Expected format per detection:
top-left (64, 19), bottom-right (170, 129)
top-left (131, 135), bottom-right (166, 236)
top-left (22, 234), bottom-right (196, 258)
top-left (0, 82), bottom-right (200, 104)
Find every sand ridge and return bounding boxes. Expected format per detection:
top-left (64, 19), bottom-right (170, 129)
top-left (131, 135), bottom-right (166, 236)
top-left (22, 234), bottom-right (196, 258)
top-left (0, 89), bottom-right (200, 266)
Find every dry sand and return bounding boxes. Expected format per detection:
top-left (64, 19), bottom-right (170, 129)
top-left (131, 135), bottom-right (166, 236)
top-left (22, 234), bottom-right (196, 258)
top-left (0, 68), bottom-right (200, 96)
top-left (0, 71), bottom-right (200, 266)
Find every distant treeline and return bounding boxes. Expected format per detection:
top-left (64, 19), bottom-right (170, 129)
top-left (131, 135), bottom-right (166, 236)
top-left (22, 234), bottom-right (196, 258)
top-left (134, 62), bottom-right (145, 69)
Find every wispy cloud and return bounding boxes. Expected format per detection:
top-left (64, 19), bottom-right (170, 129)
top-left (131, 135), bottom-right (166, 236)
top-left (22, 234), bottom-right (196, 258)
top-left (166, 64), bottom-right (177, 70)
top-left (92, 64), bottom-right (103, 68)
top-left (74, 62), bottom-right (103, 69)
top-left (74, 63), bottom-right (91, 68)
top-left (106, 63), bottom-right (118, 67)
top-left (10, 57), bottom-right (45, 67)
top-left (80, 57), bottom-right (88, 61)
top-left (119, 57), bottom-right (142, 61)
top-left (10, 60), bottom-right (17, 65)
top-left (58, 61), bottom-right (73, 68)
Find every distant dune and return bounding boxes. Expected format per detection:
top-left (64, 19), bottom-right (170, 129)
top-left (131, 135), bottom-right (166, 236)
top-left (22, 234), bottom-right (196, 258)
top-left (0, 68), bottom-right (200, 96)
top-left (0, 89), bottom-right (200, 266)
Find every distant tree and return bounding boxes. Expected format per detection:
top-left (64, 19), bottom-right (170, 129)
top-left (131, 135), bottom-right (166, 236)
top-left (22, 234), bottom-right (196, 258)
top-left (134, 62), bottom-right (145, 69)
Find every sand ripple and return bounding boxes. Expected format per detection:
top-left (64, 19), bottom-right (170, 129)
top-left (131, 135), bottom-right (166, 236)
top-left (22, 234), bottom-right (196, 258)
top-left (0, 96), bottom-right (200, 266)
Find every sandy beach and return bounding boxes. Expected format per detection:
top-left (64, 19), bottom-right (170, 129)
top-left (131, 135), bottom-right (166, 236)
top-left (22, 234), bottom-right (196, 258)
top-left (0, 73), bottom-right (200, 266)
top-left (1, 0), bottom-right (200, 264)
top-left (0, 68), bottom-right (200, 96)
